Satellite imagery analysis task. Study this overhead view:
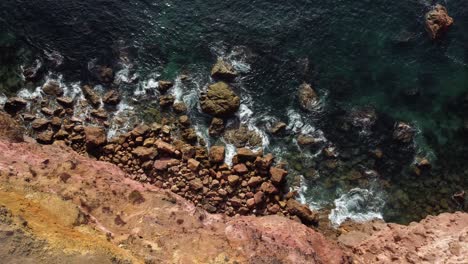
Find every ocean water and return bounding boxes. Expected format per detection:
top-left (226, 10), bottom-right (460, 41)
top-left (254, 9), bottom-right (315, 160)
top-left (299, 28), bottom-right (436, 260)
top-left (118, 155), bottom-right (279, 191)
top-left (0, 0), bottom-right (467, 224)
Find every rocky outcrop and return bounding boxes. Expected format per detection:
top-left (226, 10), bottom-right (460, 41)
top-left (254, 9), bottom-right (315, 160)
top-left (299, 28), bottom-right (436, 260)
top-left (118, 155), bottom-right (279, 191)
top-left (425, 4), bottom-right (454, 40)
top-left (211, 58), bottom-right (238, 82)
top-left (3, 97), bottom-right (27, 115)
top-left (200, 82), bottom-right (240, 117)
top-left (298, 83), bottom-right (319, 111)
top-left (0, 112), bottom-right (24, 142)
top-left (340, 212), bottom-right (468, 263)
top-left (224, 125), bottom-right (262, 148)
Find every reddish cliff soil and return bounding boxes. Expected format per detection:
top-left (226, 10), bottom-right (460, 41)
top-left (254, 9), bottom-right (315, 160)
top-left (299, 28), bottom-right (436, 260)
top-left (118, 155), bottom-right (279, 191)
top-left (0, 138), bottom-right (347, 264)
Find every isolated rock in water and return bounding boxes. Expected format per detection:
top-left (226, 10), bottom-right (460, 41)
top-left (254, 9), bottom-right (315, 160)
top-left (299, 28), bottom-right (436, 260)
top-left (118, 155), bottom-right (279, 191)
top-left (208, 117), bottom-right (224, 137)
top-left (393, 121), bottom-right (415, 143)
top-left (42, 80), bottom-right (64, 96)
top-left (298, 83), bottom-right (319, 111)
top-left (173, 101), bottom-right (187, 114)
top-left (84, 126), bottom-right (107, 149)
top-left (103, 90), bottom-right (121, 105)
top-left (3, 97), bottom-right (27, 115)
top-left (158, 80), bottom-right (174, 93)
top-left (0, 111), bottom-right (24, 142)
top-left (98, 66), bottom-right (114, 83)
top-left (297, 134), bottom-right (315, 146)
top-left (425, 4), bottom-right (453, 40)
top-left (211, 58), bottom-right (238, 82)
top-left (200, 82), bottom-right (240, 117)
top-left (269, 122), bottom-right (287, 135)
top-left (81, 85), bottom-right (101, 108)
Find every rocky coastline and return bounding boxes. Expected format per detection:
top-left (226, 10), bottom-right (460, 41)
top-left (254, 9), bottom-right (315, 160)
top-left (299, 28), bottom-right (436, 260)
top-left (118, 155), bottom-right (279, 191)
top-left (1, 59), bottom-right (320, 227)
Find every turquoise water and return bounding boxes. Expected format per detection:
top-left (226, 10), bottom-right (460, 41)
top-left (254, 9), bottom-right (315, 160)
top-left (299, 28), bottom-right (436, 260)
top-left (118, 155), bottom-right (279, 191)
top-left (0, 0), bottom-right (467, 223)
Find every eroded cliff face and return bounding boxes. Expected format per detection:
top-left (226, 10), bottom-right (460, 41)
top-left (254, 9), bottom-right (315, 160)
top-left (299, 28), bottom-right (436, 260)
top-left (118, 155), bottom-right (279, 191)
top-left (0, 111), bottom-right (466, 264)
top-left (0, 138), bottom-right (347, 264)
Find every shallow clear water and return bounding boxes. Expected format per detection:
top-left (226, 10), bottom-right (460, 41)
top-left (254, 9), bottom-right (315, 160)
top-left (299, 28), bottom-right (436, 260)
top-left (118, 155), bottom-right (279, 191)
top-left (0, 0), bottom-right (467, 223)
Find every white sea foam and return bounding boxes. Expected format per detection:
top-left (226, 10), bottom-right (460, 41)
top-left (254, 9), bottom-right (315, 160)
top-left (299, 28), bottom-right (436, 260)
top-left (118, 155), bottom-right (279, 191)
top-left (107, 102), bottom-right (135, 139)
top-left (223, 143), bottom-right (237, 167)
top-left (17, 86), bottom-right (43, 100)
top-left (329, 188), bottom-right (385, 227)
top-left (0, 93), bottom-right (7, 107)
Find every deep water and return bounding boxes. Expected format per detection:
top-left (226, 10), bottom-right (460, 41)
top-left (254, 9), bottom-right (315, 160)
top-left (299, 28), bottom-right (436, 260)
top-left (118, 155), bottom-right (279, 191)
top-left (0, 0), bottom-right (467, 224)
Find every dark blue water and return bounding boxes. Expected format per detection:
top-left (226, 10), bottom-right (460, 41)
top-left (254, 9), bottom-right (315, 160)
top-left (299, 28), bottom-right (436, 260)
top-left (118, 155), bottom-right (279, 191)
top-left (1, 0), bottom-right (467, 223)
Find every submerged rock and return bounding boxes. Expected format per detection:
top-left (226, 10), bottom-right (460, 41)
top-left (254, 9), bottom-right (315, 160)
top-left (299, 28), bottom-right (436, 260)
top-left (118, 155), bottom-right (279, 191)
top-left (158, 80), bottom-right (174, 94)
top-left (425, 4), bottom-right (453, 40)
top-left (393, 121), bottom-right (415, 143)
top-left (224, 125), bottom-right (262, 148)
top-left (211, 59), bottom-right (238, 82)
top-left (208, 117), bottom-right (224, 137)
top-left (103, 90), bottom-right (121, 105)
top-left (298, 83), bottom-right (319, 111)
top-left (200, 82), bottom-right (240, 117)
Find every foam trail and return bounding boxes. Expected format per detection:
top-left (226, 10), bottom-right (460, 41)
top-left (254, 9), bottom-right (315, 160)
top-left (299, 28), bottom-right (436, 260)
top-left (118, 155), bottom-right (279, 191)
top-left (223, 143), bottom-right (237, 167)
top-left (329, 188), bottom-right (385, 227)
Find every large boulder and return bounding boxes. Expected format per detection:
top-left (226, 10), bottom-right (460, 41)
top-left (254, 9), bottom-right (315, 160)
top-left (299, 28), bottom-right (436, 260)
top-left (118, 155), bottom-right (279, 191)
top-left (3, 97), bottom-right (27, 115)
top-left (200, 82), bottom-right (240, 117)
top-left (425, 4), bottom-right (453, 40)
top-left (286, 199), bottom-right (318, 225)
top-left (211, 59), bottom-right (238, 82)
top-left (42, 80), bottom-right (64, 96)
top-left (224, 125), bottom-right (262, 148)
top-left (84, 126), bottom-right (107, 149)
top-left (298, 83), bottom-right (319, 111)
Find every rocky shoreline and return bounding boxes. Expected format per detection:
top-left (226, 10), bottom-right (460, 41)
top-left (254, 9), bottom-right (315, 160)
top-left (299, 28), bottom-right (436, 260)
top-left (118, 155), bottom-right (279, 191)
top-left (1, 59), bottom-right (320, 226)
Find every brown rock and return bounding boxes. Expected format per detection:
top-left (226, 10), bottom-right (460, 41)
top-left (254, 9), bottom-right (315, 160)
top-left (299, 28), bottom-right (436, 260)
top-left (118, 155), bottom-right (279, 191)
top-left (90, 108), bottom-right (108, 119)
top-left (56, 97), bottom-right (74, 108)
top-left (233, 163), bottom-right (249, 175)
top-left (40, 107), bottom-right (54, 116)
top-left (178, 115), bottom-right (191, 127)
top-left (269, 122), bottom-right (287, 135)
top-left (187, 158), bottom-right (200, 171)
top-left (81, 85), bottom-right (101, 108)
top-left (158, 81), bottom-right (174, 93)
top-left (173, 102), bottom-right (187, 114)
top-left (211, 58), bottom-right (238, 82)
top-left (159, 95), bottom-right (175, 107)
top-left (254, 154), bottom-right (274, 171)
top-left (208, 117), bottom-right (224, 137)
top-left (260, 182), bottom-right (278, 194)
top-left (4, 97), bottom-right (27, 115)
top-left (155, 140), bottom-right (177, 155)
top-left (131, 124), bottom-right (150, 138)
top-left (36, 130), bottom-right (55, 144)
top-left (209, 146), bottom-right (225, 164)
top-left (298, 83), bottom-right (318, 111)
top-left (42, 80), bottom-right (63, 96)
top-left (425, 4), bottom-right (454, 40)
top-left (297, 134), bottom-right (315, 146)
top-left (51, 117), bottom-right (62, 128)
top-left (103, 90), bottom-right (121, 105)
top-left (270, 167), bottom-right (288, 185)
top-left (98, 66), bottom-right (114, 83)
top-left (0, 112), bottom-right (24, 142)
top-left (189, 178), bottom-right (203, 191)
top-left (237, 148), bottom-right (257, 161)
top-left (83, 126), bottom-right (107, 149)
top-left (286, 199), bottom-right (318, 225)
top-left (200, 82), bottom-right (240, 117)
top-left (227, 175), bottom-right (240, 185)
top-left (393, 122), bottom-right (414, 143)
top-left (132, 147), bottom-right (157, 160)
top-left (153, 158), bottom-right (179, 171)
top-left (31, 118), bottom-right (50, 130)
top-left (254, 191), bottom-right (264, 205)
top-left (246, 198), bottom-right (256, 208)
top-left (247, 176), bottom-right (263, 187)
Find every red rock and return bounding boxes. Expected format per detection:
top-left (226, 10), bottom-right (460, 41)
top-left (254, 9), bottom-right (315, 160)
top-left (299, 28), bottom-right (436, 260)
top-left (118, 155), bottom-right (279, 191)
top-left (270, 167), bottom-right (288, 185)
top-left (425, 4), bottom-right (453, 40)
top-left (286, 199), bottom-right (318, 225)
top-left (227, 175), bottom-right (240, 185)
top-left (155, 139), bottom-right (176, 155)
top-left (237, 148), bottom-right (257, 161)
top-left (132, 147), bottom-right (157, 160)
top-left (254, 191), bottom-right (264, 205)
top-left (154, 158), bottom-right (179, 171)
top-left (189, 178), bottom-right (203, 191)
top-left (233, 163), bottom-right (248, 174)
top-left (260, 182), bottom-right (278, 194)
top-left (209, 146), bottom-right (225, 163)
top-left (187, 158), bottom-right (200, 171)
top-left (31, 118), bottom-right (50, 130)
top-left (246, 198), bottom-right (255, 208)
top-left (254, 154), bottom-right (274, 171)
top-left (247, 176), bottom-right (263, 187)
